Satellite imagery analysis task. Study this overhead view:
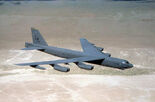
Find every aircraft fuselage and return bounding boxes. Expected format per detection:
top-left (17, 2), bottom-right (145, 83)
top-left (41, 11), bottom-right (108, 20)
top-left (37, 44), bottom-right (133, 70)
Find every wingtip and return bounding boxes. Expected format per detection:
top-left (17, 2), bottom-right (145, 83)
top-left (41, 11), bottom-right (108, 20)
top-left (21, 48), bottom-right (26, 50)
top-left (80, 38), bottom-right (87, 40)
top-left (15, 63), bottom-right (25, 66)
top-left (15, 63), bottom-right (21, 66)
top-left (31, 27), bottom-right (38, 31)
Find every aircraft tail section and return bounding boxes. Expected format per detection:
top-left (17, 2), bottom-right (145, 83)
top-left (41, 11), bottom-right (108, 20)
top-left (31, 27), bottom-right (48, 46)
top-left (21, 42), bottom-right (44, 50)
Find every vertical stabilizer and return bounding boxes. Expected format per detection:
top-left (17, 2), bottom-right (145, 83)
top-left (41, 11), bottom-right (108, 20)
top-left (31, 28), bottom-right (48, 46)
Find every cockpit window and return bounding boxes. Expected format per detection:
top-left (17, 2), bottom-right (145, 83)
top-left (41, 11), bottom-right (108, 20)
top-left (122, 61), bottom-right (126, 64)
top-left (122, 61), bottom-right (129, 64)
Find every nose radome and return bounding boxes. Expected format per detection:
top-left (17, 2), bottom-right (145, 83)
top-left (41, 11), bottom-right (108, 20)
top-left (128, 64), bottom-right (133, 68)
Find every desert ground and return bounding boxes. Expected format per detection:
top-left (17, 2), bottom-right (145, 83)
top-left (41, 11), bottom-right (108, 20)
top-left (0, 0), bottom-right (155, 102)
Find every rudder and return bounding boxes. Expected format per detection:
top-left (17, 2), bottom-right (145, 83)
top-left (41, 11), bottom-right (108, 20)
top-left (31, 27), bottom-right (48, 46)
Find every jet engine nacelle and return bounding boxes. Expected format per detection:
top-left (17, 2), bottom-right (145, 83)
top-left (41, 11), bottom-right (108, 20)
top-left (76, 62), bottom-right (94, 70)
top-left (52, 64), bottom-right (70, 72)
top-left (30, 65), bottom-right (46, 70)
top-left (96, 47), bottom-right (104, 51)
top-left (105, 53), bottom-right (111, 57)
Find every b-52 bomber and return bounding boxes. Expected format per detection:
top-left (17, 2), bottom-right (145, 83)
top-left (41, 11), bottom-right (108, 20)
top-left (16, 28), bottom-right (133, 72)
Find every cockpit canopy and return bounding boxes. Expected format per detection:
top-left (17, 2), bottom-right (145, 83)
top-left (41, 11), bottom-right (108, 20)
top-left (122, 60), bottom-right (129, 64)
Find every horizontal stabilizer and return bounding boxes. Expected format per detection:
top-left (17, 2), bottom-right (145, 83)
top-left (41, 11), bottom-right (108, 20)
top-left (21, 47), bottom-right (44, 50)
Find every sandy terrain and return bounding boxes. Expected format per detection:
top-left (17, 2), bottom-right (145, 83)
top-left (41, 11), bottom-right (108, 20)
top-left (0, 74), bottom-right (155, 102)
top-left (0, 1), bottom-right (155, 102)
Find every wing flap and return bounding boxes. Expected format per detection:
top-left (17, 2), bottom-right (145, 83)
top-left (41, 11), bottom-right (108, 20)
top-left (16, 56), bottom-right (104, 66)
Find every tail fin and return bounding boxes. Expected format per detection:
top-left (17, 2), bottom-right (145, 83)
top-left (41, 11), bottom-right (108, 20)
top-left (31, 28), bottom-right (48, 46)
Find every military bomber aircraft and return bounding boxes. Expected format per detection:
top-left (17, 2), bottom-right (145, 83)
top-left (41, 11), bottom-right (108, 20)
top-left (16, 28), bottom-right (133, 72)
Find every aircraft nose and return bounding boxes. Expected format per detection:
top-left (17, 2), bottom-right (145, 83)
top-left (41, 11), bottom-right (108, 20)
top-left (128, 63), bottom-right (133, 68)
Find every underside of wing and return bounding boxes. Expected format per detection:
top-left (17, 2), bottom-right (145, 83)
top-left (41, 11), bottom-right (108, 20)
top-left (80, 38), bottom-right (103, 55)
top-left (16, 56), bottom-right (104, 66)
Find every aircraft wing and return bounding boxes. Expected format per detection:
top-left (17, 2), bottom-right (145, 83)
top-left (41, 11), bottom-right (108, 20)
top-left (16, 56), bottom-right (104, 66)
top-left (80, 38), bottom-right (103, 55)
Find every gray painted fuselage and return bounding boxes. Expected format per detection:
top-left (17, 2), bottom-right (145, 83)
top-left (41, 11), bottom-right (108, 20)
top-left (36, 44), bottom-right (133, 70)
top-left (17, 28), bottom-right (133, 72)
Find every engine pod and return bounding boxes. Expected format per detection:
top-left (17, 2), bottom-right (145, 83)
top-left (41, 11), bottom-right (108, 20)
top-left (104, 53), bottom-right (111, 57)
top-left (76, 62), bottom-right (94, 70)
top-left (30, 65), bottom-right (46, 70)
top-left (52, 64), bottom-right (70, 72)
